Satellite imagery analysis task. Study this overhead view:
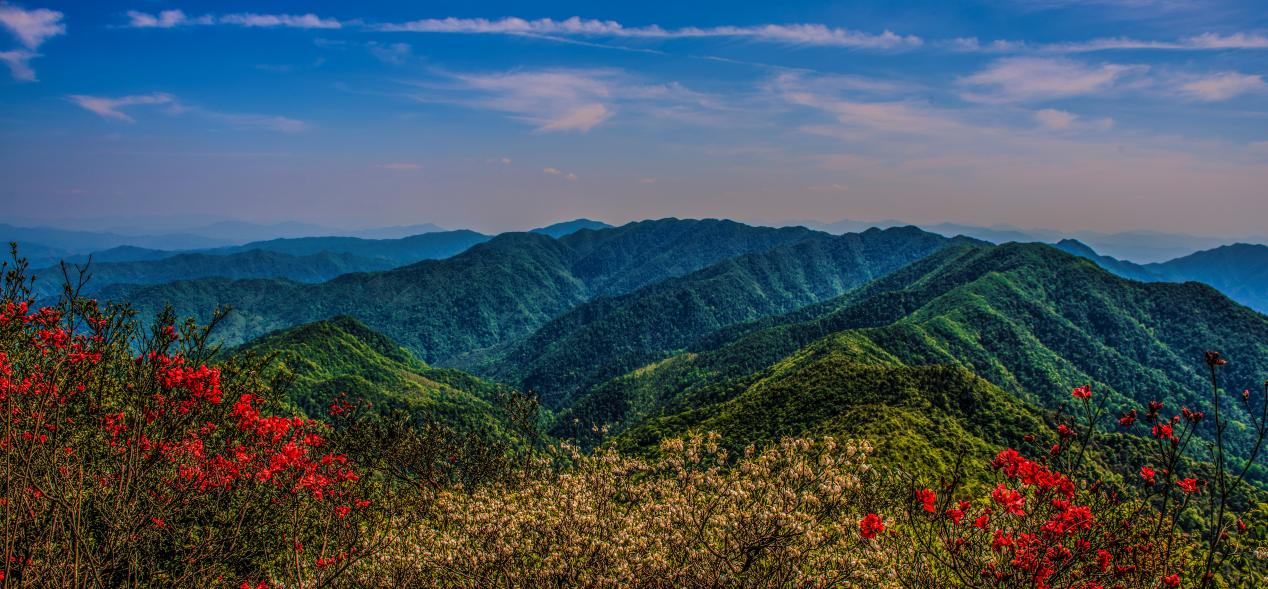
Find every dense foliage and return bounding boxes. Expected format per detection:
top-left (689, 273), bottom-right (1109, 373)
top-left (109, 219), bottom-right (825, 362)
top-left (482, 226), bottom-right (954, 408)
top-left (558, 243), bottom-right (1268, 487)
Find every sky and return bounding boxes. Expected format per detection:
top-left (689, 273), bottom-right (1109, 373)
top-left (0, 0), bottom-right (1265, 236)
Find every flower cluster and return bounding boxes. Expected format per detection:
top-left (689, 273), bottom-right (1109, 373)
top-left (1, 275), bottom-right (374, 587)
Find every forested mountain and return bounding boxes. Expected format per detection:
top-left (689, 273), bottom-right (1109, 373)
top-left (210, 229), bottom-right (492, 265)
top-left (31, 249), bottom-right (397, 298)
top-left (480, 226), bottom-right (958, 408)
top-left (105, 219), bottom-right (825, 364)
top-left (530, 218), bottom-right (613, 238)
top-left (232, 316), bottom-right (514, 437)
top-left (1147, 243), bottom-right (1268, 313)
top-left (1055, 239), bottom-right (1268, 312)
top-left (552, 242), bottom-right (1268, 482)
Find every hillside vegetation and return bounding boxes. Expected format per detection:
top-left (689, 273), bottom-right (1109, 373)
top-left (108, 219), bottom-right (825, 363)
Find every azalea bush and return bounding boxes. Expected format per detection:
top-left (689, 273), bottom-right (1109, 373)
top-left (874, 373), bottom-right (1267, 588)
top-left (0, 253), bottom-right (383, 588)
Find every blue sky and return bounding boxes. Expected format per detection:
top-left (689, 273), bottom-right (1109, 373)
top-left (1, 1), bottom-right (1265, 235)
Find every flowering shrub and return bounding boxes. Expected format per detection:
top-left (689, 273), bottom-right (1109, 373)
top-left (355, 433), bottom-right (895, 588)
top-left (873, 371), bottom-right (1267, 588)
top-left (0, 253), bottom-right (381, 587)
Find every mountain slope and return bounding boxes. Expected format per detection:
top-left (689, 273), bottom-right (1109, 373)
top-left (561, 243), bottom-right (1268, 479)
top-left (483, 226), bottom-right (956, 408)
top-left (107, 219), bottom-right (825, 364)
top-left (616, 335), bottom-right (1049, 478)
top-left (1054, 239), bottom-right (1268, 313)
top-left (530, 219), bottom-right (612, 238)
top-left (232, 316), bottom-right (512, 436)
top-left (1147, 243), bottom-right (1268, 313)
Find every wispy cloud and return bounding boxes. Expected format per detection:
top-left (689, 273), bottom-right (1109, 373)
top-left (1175, 71), bottom-right (1266, 102)
top-left (368, 42), bottom-right (411, 65)
top-left (775, 73), bottom-right (962, 136)
top-left (126, 10), bottom-right (341, 29)
top-left (955, 32), bottom-right (1268, 54)
top-left (404, 67), bottom-right (727, 133)
top-left (543, 167), bottom-right (578, 181)
top-left (67, 93), bottom-right (175, 122)
top-left (0, 49), bottom-right (34, 80)
top-left (1034, 108), bottom-right (1077, 130)
top-left (959, 57), bottom-right (1147, 103)
top-left (375, 16), bottom-right (922, 50)
top-left (1032, 108), bottom-right (1114, 131)
top-left (67, 92), bottom-right (306, 132)
top-left (0, 4), bottom-right (65, 81)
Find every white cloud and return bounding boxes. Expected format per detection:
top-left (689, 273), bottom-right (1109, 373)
top-left (959, 57), bottom-right (1146, 103)
top-left (543, 167), bottom-right (578, 181)
top-left (67, 93), bottom-right (175, 122)
top-left (536, 103), bottom-right (610, 133)
top-left (776, 74), bottom-right (963, 136)
top-left (376, 162), bottom-right (421, 171)
top-left (500, 157), bottom-right (512, 165)
top-left (0, 49), bottom-right (34, 81)
top-left (67, 92), bottom-right (306, 132)
top-left (948, 37), bottom-right (1027, 53)
top-left (0, 4), bottom-right (64, 49)
top-left (407, 67), bottom-right (723, 133)
top-left (1176, 72), bottom-right (1266, 102)
top-left (376, 16), bottom-right (921, 50)
top-left (948, 32), bottom-right (1268, 54)
top-left (439, 69), bottom-right (613, 133)
top-left (1034, 108), bottom-right (1076, 129)
top-left (200, 111), bottom-right (308, 133)
top-left (639, 177), bottom-right (657, 184)
top-left (125, 10), bottom-right (206, 29)
top-left (126, 10), bottom-right (340, 29)
top-left (0, 4), bottom-right (64, 81)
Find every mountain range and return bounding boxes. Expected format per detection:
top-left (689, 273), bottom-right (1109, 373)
top-left (791, 218), bottom-right (1266, 263)
top-left (1054, 239), bottom-right (1268, 313)
top-left (11, 217), bottom-right (1268, 489)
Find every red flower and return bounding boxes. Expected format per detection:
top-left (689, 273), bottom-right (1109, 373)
top-left (1176, 478), bottom-right (1201, 494)
top-left (1118, 409), bottom-right (1137, 426)
top-left (859, 513), bottom-right (884, 540)
top-left (973, 514), bottom-right (990, 529)
top-left (1097, 549), bottom-right (1112, 572)
top-left (916, 488), bottom-right (937, 513)
top-left (1071, 385), bottom-right (1092, 399)
top-left (1204, 351), bottom-right (1226, 367)
top-left (1163, 573), bottom-right (1181, 587)
top-left (1140, 466), bottom-right (1157, 486)
top-left (1152, 423), bottom-right (1176, 442)
top-left (991, 529), bottom-right (1013, 552)
top-left (991, 483), bottom-right (1026, 516)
